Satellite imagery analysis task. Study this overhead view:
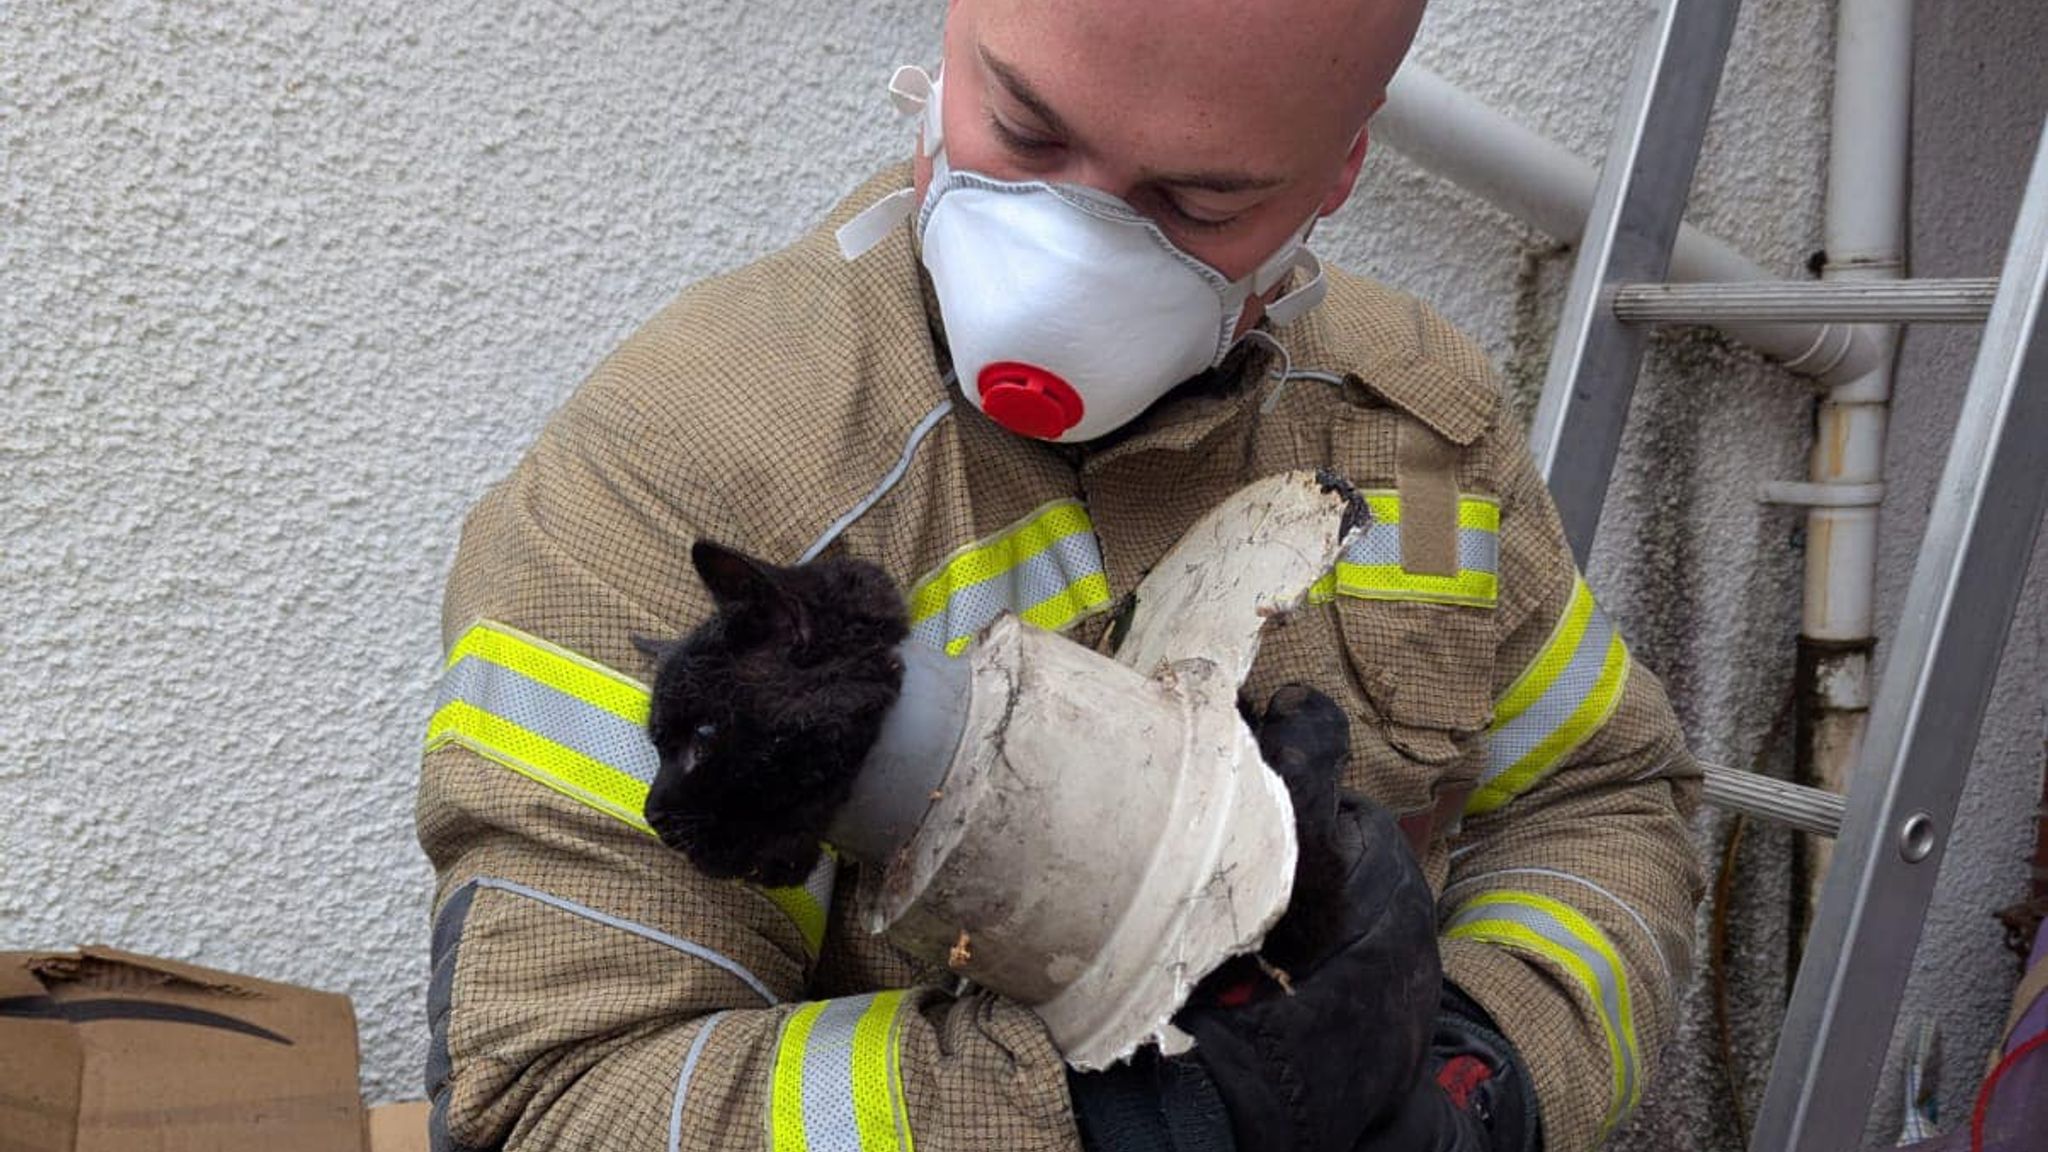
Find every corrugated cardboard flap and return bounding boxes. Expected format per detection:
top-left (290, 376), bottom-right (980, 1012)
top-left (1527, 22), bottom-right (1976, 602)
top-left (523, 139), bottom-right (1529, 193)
top-left (0, 954), bottom-right (86, 1152)
top-left (0, 946), bottom-right (365, 1152)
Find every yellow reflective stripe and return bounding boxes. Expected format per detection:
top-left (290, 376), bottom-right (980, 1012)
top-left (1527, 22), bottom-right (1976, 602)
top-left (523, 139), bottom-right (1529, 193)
top-left (1447, 891), bottom-right (1641, 1135)
top-left (1306, 571), bottom-right (1339, 603)
top-left (433, 621), bottom-right (832, 954)
top-left (427, 699), bottom-right (654, 834)
top-left (940, 570), bottom-right (1114, 657)
top-left (762, 849), bottom-right (838, 957)
top-left (1350, 489), bottom-right (1501, 532)
top-left (1477, 631), bottom-right (1627, 805)
top-left (852, 991), bottom-right (915, 1152)
top-left (761, 887), bottom-right (828, 956)
top-left (1458, 498), bottom-right (1502, 533)
top-left (1305, 491), bottom-right (1500, 607)
top-left (446, 620), bottom-right (649, 725)
top-left (1310, 567), bottom-right (1501, 607)
top-left (1494, 578), bottom-right (1596, 727)
top-left (770, 1001), bottom-right (829, 1151)
top-left (1330, 562), bottom-right (1499, 607)
top-left (768, 992), bottom-right (915, 1152)
top-left (1447, 919), bottom-right (1632, 1137)
top-left (1015, 570), bottom-right (1114, 634)
top-left (906, 500), bottom-right (1095, 625)
top-left (1470, 577), bottom-right (1634, 817)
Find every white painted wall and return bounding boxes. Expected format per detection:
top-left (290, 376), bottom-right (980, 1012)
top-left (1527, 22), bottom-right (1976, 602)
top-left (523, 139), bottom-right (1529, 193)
top-left (4, 0), bottom-right (2043, 1145)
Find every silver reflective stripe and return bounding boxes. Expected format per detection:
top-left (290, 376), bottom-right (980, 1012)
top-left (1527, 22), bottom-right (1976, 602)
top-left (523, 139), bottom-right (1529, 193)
top-left (1443, 867), bottom-right (1673, 991)
top-left (438, 656), bottom-right (659, 786)
top-left (1448, 897), bottom-right (1639, 1119)
top-left (799, 996), bottom-right (874, 1149)
top-left (1480, 598), bottom-right (1621, 789)
top-left (908, 528), bottom-right (1105, 653)
top-left (769, 991), bottom-right (914, 1151)
top-left (1458, 525), bottom-right (1499, 574)
top-left (1340, 522), bottom-right (1499, 573)
top-left (472, 877), bottom-right (778, 1006)
top-left (670, 1012), bottom-right (729, 1152)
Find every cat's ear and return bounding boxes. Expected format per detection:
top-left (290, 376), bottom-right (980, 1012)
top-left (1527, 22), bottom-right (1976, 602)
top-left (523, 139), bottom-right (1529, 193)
top-left (691, 540), bottom-right (813, 643)
top-left (692, 540), bottom-right (780, 605)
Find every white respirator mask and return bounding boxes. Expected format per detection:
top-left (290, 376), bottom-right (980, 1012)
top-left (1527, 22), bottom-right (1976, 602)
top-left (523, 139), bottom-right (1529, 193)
top-left (837, 65), bottom-right (1329, 444)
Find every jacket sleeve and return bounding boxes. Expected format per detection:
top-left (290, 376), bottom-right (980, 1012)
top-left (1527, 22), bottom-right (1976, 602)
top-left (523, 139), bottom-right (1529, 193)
top-left (1435, 411), bottom-right (1706, 1152)
top-left (417, 369), bottom-right (1079, 1151)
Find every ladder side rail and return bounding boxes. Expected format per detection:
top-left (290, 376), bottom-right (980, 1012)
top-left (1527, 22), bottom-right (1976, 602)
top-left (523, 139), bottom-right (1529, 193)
top-left (1751, 116), bottom-right (2048, 1152)
top-left (1527, 0), bottom-right (1746, 565)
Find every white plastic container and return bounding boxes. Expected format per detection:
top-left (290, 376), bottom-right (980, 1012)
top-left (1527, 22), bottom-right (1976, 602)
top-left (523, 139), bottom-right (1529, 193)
top-left (833, 472), bottom-right (1358, 1068)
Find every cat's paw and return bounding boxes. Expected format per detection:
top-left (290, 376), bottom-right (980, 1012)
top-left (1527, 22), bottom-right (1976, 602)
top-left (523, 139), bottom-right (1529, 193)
top-left (1251, 683), bottom-right (1348, 824)
top-left (1248, 683), bottom-right (1352, 972)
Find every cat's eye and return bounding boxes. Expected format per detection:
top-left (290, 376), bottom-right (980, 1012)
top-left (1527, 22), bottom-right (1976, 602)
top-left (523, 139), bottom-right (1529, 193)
top-left (677, 722), bottom-right (717, 776)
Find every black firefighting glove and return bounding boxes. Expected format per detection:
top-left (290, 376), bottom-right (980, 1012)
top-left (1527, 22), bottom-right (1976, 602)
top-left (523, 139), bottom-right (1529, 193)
top-left (1066, 685), bottom-right (1441, 1152)
top-left (1350, 984), bottom-right (1543, 1152)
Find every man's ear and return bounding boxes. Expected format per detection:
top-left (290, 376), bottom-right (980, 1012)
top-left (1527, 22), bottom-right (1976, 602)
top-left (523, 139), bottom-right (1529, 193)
top-left (1319, 100), bottom-right (1383, 218)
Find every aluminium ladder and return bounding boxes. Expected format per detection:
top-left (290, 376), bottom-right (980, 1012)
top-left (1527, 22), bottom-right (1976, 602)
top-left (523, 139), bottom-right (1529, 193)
top-left (1526, 0), bottom-right (2048, 1148)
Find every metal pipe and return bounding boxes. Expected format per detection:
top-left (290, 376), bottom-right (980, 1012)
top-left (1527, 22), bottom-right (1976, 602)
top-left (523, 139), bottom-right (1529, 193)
top-left (1613, 279), bottom-right (1997, 324)
top-left (1795, 0), bottom-right (1913, 951)
top-left (1377, 64), bottom-right (1884, 385)
top-left (1701, 760), bottom-right (1848, 839)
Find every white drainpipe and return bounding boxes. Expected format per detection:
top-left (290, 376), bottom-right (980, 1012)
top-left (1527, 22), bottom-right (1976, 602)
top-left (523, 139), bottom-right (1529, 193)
top-left (1793, 0), bottom-right (1911, 934)
top-left (1376, 42), bottom-right (1912, 931)
top-left (1378, 64), bottom-right (1884, 387)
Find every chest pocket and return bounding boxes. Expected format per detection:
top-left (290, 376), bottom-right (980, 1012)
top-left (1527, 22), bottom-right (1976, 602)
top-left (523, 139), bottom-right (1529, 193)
top-left (1321, 410), bottom-right (1499, 783)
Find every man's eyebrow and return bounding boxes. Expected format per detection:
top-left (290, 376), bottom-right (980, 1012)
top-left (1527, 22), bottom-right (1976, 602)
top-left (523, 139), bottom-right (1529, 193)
top-left (1148, 169), bottom-right (1288, 195)
top-left (979, 47), bottom-right (1073, 140)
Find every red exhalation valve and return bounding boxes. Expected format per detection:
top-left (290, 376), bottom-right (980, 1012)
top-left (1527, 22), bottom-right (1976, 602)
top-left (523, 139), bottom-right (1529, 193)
top-left (977, 362), bottom-right (1084, 440)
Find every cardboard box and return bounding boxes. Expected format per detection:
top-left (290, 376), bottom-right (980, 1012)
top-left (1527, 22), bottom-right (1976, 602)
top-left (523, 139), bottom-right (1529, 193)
top-left (367, 1101), bottom-right (431, 1152)
top-left (0, 946), bottom-right (366, 1151)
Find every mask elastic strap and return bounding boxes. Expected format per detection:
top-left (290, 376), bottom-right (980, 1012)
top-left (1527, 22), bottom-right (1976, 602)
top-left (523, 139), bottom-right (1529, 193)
top-left (1260, 248), bottom-right (1327, 328)
top-left (836, 65), bottom-right (944, 260)
top-left (837, 189), bottom-right (917, 259)
top-left (888, 64), bottom-right (945, 157)
top-left (1245, 329), bottom-right (1300, 415)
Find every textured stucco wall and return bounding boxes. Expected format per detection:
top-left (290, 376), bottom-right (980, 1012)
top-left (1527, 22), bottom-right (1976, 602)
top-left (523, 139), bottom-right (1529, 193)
top-left (4, 0), bottom-right (2043, 1144)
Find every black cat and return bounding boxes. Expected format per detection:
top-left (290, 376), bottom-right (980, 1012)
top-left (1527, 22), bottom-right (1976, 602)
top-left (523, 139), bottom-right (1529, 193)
top-left (1186, 685), bottom-right (1356, 1003)
top-left (642, 539), bottom-right (1353, 978)
top-left (639, 540), bottom-right (909, 887)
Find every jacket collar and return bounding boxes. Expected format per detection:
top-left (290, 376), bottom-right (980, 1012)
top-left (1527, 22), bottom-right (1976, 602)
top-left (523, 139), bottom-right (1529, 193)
top-left (1273, 269), bottom-right (1495, 446)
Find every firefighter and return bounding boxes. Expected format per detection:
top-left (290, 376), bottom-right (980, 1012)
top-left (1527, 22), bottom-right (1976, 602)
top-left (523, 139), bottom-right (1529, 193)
top-left (418, 1), bottom-right (1704, 1149)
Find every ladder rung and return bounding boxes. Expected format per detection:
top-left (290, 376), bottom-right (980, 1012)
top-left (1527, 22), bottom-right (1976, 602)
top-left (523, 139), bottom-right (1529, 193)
top-left (1613, 279), bottom-right (1998, 325)
top-left (1700, 761), bottom-right (1845, 838)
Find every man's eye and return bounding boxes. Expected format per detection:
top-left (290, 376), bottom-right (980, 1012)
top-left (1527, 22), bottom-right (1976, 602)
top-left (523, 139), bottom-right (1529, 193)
top-left (1163, 198), bottom-right (1241, 233)
top-left (989, 113), bottom-right (1061, 156)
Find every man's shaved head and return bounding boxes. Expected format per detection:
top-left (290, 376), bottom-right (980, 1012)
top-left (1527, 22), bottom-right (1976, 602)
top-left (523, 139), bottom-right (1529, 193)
top-left (971, 0), bottom-right (1423, 148)
top-left (920, 0), bottom-right (1426, 324)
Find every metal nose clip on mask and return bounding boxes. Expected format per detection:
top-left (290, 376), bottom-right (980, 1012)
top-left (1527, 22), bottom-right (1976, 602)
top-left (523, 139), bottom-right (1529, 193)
top-left (838, 65), bottom-right (1330, 444)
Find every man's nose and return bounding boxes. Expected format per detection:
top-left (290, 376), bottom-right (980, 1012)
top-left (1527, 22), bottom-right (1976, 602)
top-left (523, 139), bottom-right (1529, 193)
top-left (1036, 156), bottom-right (1141, 209)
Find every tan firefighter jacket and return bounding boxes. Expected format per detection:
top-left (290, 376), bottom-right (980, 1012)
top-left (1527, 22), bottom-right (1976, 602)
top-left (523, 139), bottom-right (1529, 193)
top-left (418, 166), bottom-right (1704, 1152)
